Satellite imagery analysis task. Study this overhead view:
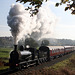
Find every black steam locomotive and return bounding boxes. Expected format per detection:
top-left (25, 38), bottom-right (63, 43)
top-left (6, 45), bottom-right (75, 70)
top-left (8, 45), bottom-right (50, 69)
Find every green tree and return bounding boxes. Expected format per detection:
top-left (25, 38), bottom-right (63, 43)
top-left (41, 40), bottom-right (49, 46)
top-left (25, 38), bottom-right (39, 48)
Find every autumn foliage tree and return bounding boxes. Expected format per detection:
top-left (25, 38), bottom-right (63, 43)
top-left (56, 0), bottom-right (75, 14)
top-left (16, 0), bottom-right (47, 16)
top-left (16, 0), bottom-right (75, 15)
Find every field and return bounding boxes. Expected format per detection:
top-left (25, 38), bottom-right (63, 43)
top-left (22, 53), bottom-right (75, 75)
top-left (0, 47), bottom-right (12, 70)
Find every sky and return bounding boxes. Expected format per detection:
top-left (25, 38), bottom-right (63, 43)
top-left (0, 0), bottom-right (75, 40)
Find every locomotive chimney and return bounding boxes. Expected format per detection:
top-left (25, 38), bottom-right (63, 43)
top-left (14, 45), bottom-right (17, 51)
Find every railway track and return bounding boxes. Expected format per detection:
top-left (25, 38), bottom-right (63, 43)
top-left (0, 69), bottom-right (18, 75)
top-left (0, 51), bottom-right (75, 75)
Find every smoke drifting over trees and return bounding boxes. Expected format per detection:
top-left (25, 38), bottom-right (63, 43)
top-left (0, 37), bottom-right (75, 47)
top-left (7, 3), bottom-right (57, 45)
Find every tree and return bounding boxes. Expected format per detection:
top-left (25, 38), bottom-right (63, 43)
top-left (41, 40), bottom-right (49, 46)
top-left (16, 0), bottom-right (75, 15)
top-left (16, 0), bottom-right (47, 16)
top-left (25, 38), bottom-right (39, 48)
top-left (56, 0), bottom-right (75, 14)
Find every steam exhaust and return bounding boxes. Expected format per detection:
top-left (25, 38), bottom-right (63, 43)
top-left (7, 3), bottom-right (57, 45)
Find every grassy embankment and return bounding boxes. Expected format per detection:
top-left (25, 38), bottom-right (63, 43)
top-left (0, 48), bottom-right (12, 70)
top-left (25, 53), bottom-right (75, 75)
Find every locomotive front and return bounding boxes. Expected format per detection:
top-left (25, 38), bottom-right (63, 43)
top-left (9, 45), bottom-right (32, 69)
top-left (9, 45), bottom-right (19, 69)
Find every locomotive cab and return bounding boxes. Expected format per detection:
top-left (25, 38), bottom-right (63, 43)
top-left (39, 46), bottom-right (50, 61)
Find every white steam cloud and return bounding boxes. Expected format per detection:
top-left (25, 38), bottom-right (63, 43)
top-left (7, 3), bottom-right (57, 45)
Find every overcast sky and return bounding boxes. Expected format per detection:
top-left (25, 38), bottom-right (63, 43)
top-left (0, 0), bottom-right (75, 40)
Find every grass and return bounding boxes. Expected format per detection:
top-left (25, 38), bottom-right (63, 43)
top-left (0, 52), bottom-right (9, 58)
top-left (23, 53), bottom-right (75, 75)
top-left (0, 47), bottom-right (12, 58)
top-left (47, 59), bottom-right (69, 70)
top-left (0, 66), bottom-right (9, 70)
top-left (0, 47), bottom-right (12, 70)
top-left (44, 54), bottom-right (75, 75)
top-left (0, 47), bottom-right (12, 52)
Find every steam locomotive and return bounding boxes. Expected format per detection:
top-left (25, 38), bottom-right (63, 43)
top-left (6, 45), bottom-right (75, 69)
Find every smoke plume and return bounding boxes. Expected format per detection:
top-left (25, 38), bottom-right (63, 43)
top-left (7, 3), bottom-right (57, 45)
